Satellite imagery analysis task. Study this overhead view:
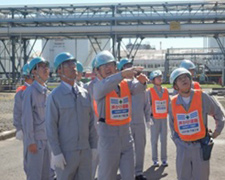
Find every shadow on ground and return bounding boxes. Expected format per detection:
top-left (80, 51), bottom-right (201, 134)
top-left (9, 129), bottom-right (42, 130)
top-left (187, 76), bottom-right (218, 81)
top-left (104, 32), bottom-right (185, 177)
top-left (144, 165), bottom-right (168, 180)
top-left (95, 174), bottom-right (121, 180)
top-left (94, 166), bottom-right (168, 180)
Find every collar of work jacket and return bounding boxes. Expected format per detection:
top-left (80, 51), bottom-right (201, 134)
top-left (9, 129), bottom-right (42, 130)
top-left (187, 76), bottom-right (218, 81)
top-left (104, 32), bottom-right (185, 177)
top-left (24, 82), bottom-right (31, 87)
top-left (153, 85), bottom-right (165, 94)
top-left (33, 80), bottom-right (47, 94)
top-left (175, 89), bottom-right (195, 106)
top-left (60, 81), bottom-right (82, 96)
top-left (85, 77), bottom-right (99, 87)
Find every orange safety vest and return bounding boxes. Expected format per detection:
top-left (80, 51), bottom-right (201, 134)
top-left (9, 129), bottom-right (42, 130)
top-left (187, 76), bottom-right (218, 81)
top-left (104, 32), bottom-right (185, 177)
top-left (104, 80), bottom-right (131, 126)
top-left (149, 87), bottom-right (169, 119)
top-left (171, 90), bottom-right (206, 141)
top-left (16, 85), bottom-right (27, 93)
top-left (193, 81), bottom-right (201, 90)
top-left (93, 99), bottom-right (99, 118)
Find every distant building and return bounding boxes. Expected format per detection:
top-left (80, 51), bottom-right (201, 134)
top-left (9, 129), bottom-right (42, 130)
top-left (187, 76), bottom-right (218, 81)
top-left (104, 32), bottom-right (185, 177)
top-left (120, 49), bottom-right (178, 75)
top-left (126, 43), bottom-right (155, 50)
top-left (42, 39), bottom-right (110, 72)
top-left (120, 47), bottom-right (223, 83)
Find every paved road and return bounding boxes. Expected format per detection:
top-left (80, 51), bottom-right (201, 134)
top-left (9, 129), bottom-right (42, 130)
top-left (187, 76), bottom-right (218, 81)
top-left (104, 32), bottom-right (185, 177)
top-left (0, 138), bottom-right (25, 180)
top-left (0, 116), bottom-right (224, 180)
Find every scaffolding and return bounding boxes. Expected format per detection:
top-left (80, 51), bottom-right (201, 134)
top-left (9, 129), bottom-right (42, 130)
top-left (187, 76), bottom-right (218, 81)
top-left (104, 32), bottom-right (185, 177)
top-left (0, 1), bottom-right (225, 85)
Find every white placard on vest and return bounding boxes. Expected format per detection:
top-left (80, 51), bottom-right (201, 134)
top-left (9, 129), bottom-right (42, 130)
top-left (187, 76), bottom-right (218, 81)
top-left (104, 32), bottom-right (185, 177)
top-left (155, 100), bottom-right (167, 114)
top-left (110, 96), bottom-right (129, 120)
top-left (176, 110), bottom-right (201, 135)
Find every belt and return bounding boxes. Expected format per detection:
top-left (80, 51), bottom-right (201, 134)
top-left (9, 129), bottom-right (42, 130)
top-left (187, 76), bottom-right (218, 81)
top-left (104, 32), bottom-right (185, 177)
top-left (184, 140), bottom-right (200, 144)
top-left (99, 118), bottom-right (105, 123)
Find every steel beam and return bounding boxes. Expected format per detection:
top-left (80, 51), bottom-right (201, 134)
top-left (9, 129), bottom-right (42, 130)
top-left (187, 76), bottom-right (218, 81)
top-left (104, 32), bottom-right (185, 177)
top-left (11, 37), bottom-right (16, 84)
top-left (214, 35), bottom-right (225, 86)
top-left (0, 2), bottom-right (225, 85)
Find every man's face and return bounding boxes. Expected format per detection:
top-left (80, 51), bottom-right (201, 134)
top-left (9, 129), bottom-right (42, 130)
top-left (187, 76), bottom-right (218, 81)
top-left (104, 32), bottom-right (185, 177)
top-left (59, 60), bottom-right (77, 80)
top-left (189, 69), bottom-right (195, 76)
top-left (174, 74), bottom-right (191, 93)
top-left (25, 76), bottom-right (33, 84)
top-left (123, 63), bottom-right (133, 70)
top-left (33, 62), bottom-right (50, 82)
top-left (153, 75), bottom-right (163, 85)
top-left (77, 72), bottom-right (82, 81)
top-left (98, 62), bottom-right (116, 78)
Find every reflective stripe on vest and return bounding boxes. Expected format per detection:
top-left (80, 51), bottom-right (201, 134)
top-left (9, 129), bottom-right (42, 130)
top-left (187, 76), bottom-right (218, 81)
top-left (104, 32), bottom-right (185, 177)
top-left (193, 81), bottom-right (201, 90)
top-left (171, 90), bottom-right (206, 141)
top-left (149, 88), bottom-right (169, 119)
top-left (16, 85), bottom-right (27, 93)
top-left (93, 99), bottom-right (99, 118)
top-left (105, 80), bottom-right (131, 126)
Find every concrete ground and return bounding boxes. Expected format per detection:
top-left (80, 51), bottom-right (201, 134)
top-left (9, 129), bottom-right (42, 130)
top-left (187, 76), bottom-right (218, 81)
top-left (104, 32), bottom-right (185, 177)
top-left (0, 92), bottom-right (224, 180)
top-left (0, 93), bottom-right (14, 133)
top-left (0, 114), bottom-right (224, 180)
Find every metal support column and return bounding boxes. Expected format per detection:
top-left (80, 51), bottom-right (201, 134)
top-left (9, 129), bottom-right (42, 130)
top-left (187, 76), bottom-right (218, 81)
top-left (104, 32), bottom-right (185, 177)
top-left (23, 39), bottom-right (28, 64)
top-left (94, 38), bottom-right (102, 52)
top-left (214, 35), bottom-right (225, 86)
top-left (111, 5), bottom-right (117, 58)
top-left (132, 37), bottom-right (145, 61)
top-left (164, 49), bottom-right (170, 83)
top-left (88, 36), bottom-right (98, 54)
top-left (11, 37), bottom-right (16, 84)
top-left (40, 39), bottom-right (49, 55)
top-left (27, 38), bottom-right (37, 58)
top-left (0, 40), bottom-right (9, 78)
top-left (2, 39), bottom-right (19, 74)
top-left (11, 9), bottom-right (16, 85)
top-left (127, 37), bottom-right (138, 59)
top-left (117, 38), bottom-right (122, 61)
top-left (112, 35), bottom-right (117, 58)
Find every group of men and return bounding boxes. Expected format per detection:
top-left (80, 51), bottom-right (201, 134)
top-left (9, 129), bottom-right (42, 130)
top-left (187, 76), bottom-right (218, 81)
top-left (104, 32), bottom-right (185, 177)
top-left (13, 50), bottom-right (224, 180)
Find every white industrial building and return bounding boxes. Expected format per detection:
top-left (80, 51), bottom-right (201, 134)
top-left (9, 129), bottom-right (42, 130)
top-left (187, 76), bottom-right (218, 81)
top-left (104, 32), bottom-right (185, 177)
top-left (42, 39), bottom-right (110, 72)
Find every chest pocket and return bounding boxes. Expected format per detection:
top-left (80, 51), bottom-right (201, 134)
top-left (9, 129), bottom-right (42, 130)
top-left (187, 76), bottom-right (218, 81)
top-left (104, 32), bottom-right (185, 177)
top-left (59, 99), bottom-right (75, 109)
top-left (35, 103), bottom-right (46, 109)
top-left (58, 97), bottom-right (76, 122)
top-left (78, 96), bottom-right (91, 116)
top-left (33, 102), bottom-right (46, 125)
top-left (80, 97), bottom-right (90, 107)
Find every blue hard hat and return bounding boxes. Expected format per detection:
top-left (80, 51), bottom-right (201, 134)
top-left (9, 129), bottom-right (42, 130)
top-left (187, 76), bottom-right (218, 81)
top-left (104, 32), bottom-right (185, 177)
top-left (54, 52), bottom-right (76, 71)
top-left (149, 70), bottom-right (162, 81)
top-left (118, 58), bottom-right (133, 71)
top-left (29, 57), bottom-right (49, 73)
top-left (170, 67), bottom-right (192, 85)
top-left (91, 58), bottom-right (96, 69)
top-left (95, 50), bottom-right (116, 68)
top-left (76, 61), bottom-right (83, 72)
top-left (179, 59), bottom-right (196, 70)
top-left (22, 62), bottom-right (30, 76)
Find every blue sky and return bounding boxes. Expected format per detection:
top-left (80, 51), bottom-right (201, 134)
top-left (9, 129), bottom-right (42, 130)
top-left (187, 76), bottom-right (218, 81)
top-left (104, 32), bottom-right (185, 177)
top-left (0, 0), bottom-right (205, 50)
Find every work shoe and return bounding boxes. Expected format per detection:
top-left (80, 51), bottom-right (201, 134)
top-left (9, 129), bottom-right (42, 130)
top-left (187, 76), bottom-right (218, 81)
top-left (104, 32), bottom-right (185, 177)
top-left (162, 161), bottom-right (168, 167)
top-left (135, 174), bottom-right (147, 180)
top-left (153, 161), bottom-right (159, 167)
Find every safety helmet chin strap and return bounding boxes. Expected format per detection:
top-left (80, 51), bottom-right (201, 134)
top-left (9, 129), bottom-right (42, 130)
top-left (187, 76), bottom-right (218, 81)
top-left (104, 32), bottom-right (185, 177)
top-left (60, 74), bottom-right (76, 82)
top-left (59, 64), bottom-right (76, 82)
top-left (37, 73), bottom-right (48, 84)
top-left (33, 65), bottom-right (48, 84)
